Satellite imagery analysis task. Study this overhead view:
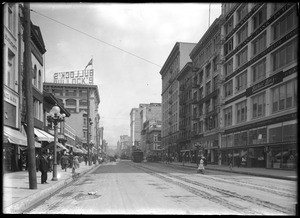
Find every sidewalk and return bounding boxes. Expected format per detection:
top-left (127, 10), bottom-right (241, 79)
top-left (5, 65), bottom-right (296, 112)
top-left (3, 162), bottom-right (100, 214)
top-left (162, 161), bottom-right (297, 181)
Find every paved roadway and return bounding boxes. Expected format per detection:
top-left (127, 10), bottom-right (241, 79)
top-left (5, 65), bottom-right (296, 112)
top-left (24, 160), bottom-right (297, 215)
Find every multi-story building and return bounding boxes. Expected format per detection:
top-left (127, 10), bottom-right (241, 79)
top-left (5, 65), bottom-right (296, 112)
top-left (159, 42), bottom-right (196, 157)
top-left (43, 83), bottom-right (100, 156)
top-left (120, 135), bottom-right (131, 158)
top-left (218, 3), bottom-right (297, 169)
top-left (141, 119), bottom-right (162, 159)
top-left (139, 103), bottom-right (162, 156)
top-left (130, 104), bottom-right (148, 149)
top-left (177, 62), bottom-right (194, 162)
top-left (189, 16), bottom-right (222, 165)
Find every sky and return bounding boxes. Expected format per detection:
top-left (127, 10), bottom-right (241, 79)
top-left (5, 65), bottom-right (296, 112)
top-left (30, 2), bottom-right (221, 148)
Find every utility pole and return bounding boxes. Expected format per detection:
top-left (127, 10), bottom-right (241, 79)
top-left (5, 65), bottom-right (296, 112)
top-left (87, 88), bottom-right (91, 166)
top-left (23, 2), bottom-right (37, 189)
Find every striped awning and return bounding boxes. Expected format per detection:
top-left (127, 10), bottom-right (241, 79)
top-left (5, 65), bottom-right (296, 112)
top-left (34, 128), bottom-right (54, 142)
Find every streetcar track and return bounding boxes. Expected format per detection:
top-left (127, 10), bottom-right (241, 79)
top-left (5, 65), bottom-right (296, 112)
top-left (160, 163), bottom-right (296, 198)
top-left (131, 163), bottom-right (294, 215)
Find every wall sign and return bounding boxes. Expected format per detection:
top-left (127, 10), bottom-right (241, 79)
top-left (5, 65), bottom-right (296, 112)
top-left (53, 69), bottom-right (94, 85)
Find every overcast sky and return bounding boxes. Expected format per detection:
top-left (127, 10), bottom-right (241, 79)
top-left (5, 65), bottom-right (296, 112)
top-left (30, 2), bottom-right (221, 148)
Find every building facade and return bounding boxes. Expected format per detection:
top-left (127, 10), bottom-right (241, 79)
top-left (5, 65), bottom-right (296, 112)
top-left (159, 42), bottom-right (197, 157)
top-left (218, 3), bottom-right (297, 169)
top-left (130, 104), bottom-right (148, 149)
top-left (43, 83), bottom-right (100, 157)
top-left (189, 16), bottom-right (222, 165)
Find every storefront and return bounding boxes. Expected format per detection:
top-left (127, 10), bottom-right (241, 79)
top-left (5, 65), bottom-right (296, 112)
top-left (220, 112), bottom-right (297, 169)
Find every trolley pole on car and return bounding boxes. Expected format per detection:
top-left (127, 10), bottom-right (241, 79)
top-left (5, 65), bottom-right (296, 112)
top-left (23, 2), bottom-right (37, 189)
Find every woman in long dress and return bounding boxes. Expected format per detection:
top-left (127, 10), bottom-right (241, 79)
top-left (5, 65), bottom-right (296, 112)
top-left (197, 157), bottom-right (205, 174)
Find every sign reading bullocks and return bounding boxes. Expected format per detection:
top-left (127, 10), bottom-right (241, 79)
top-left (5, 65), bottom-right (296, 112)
top-left (53, 69), bottom-right (94, 85)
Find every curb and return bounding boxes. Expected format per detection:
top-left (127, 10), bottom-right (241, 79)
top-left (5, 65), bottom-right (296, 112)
top-left (4, 164), bottom-right (101, 214)
top-left (160, 162), bottom-right (297, 181)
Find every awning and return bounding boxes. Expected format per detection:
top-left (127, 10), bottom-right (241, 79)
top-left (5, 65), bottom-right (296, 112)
top-left (4, 126), bottom-right (27, 146)
top-left (81, 147), bottom-right (88, 154)
top-left (73, 147), bottom-right (84, 154)
top-left (43, 142), bottom-right (69, 152)
top-left (34, 128), bottom-right (54, 142)
top-left (65, 143), bottom-right (74, 148)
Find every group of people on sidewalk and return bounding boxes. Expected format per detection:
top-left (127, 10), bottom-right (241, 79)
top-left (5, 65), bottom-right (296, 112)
top-left (36, 150), bottom-right (80, 184)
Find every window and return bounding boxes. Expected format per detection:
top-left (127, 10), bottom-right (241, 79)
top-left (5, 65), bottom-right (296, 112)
top-left (252, 32), bottom-right (266, 56)
top-left (32, 65), bottom-right (37, 86)
top-left (224, 38), bottom-right (233, 56)
top-left (225, 17), bottom-right (234, 36)
top-left (271, 3), bottom-right (285, 14)
top-left (66, 99), bottom-right (76, 106)
top-left (213, 56), bottom-right (218, 72)
top-left (7, 49), bottom-right (15, 89)
top-left (65, 89), bottom-right (77, 96)
top-left (7, 3), bottom-right (15, 35)
top-left (237, 4), bottom-right (248, 22)
top-left (272, 80), bottom-right (297, 113)
top-left (272, 8), bottom-right (297, 41)
top-left (213, 76), bottom-right (218, 91)
top-left (236, 100), bottom-right (247, 123)
top-left (206, 63), bottom-right (211, 78)
top-left (224, 106), bottom-right (232, 127)
top-left (252, 92), bottom-right (265, 119)
top-left (199, 87), bottom-right (203, 99)
top-left (224, 59), bottom-right (233, 76)
top-left (237, 23), bottom-right (248, 45)
top-left (252, 6), bottom-right (267, 31)
top-left (236, 47), bottom-right (248, 68)
top-left (224, 80), bottom-right (233, 98)
top-left (38, 70), bottom-right (42, 90)
top-left (79, 99), bottom-right (87, 106)
top-left (205, 100), bottom-right (210, 114)
top-left (79, 90), bottom-right (87, 97)
top-left (272, 39), bottom-right (298, 71)
top-left (206, 81), bottom-right (211, 95)
top-left (236, 70), bottom-right (247, 92)
top-left (252, 58), bottom-right (266, 83)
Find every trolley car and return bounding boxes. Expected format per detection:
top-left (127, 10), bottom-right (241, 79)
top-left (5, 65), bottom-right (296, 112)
top-left (131, 149), bottom-right (144, 163)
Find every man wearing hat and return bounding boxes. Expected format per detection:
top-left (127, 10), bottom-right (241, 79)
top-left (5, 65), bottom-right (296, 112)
top-left (39, 150), bottom-right (50, 184)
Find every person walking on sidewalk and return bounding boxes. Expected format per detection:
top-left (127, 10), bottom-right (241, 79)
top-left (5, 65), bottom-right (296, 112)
top-left (39, 151), bottom-right (50, 184)
top-left (197, 156), bottom-right (205, 174)
top-left (61, 154), bottom-right (69, 172)
top-left (229, 157), bottom-right (233, 171)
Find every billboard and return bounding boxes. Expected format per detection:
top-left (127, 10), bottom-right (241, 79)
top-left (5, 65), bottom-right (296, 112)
top-left (53, 69), bottom-right (94, 85)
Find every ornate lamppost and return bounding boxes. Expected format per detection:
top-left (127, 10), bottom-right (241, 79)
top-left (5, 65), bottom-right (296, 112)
top-left (47, 105), bottom-right (65, 181)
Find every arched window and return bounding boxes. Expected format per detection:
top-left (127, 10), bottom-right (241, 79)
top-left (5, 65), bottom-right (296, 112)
top-left (66, 99), bottom-right (76, 106)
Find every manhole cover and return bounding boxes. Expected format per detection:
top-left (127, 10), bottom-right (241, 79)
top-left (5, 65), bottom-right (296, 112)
top-left (74, 193), bottom-right (101, 201)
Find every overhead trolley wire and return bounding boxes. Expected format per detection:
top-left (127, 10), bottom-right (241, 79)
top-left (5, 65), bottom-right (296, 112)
top-left (30, 9), bottom-right (162, 68)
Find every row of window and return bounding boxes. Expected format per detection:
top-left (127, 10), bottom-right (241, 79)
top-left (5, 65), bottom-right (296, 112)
top-left (223, 79), bottom-right (297, 127)
top-left (221, 123), bottom-right (296, 148)
top-left (223, 37), bottom-right (297, 98)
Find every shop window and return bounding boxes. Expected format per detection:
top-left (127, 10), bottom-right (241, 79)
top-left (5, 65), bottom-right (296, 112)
top-left (269, 145), bottom-right (282, 169)
top-left (269, 126), bottom-right (282, 143)
top-left (281, 144), bottom-right (297, 169)
top-left (282, 124), bottom-right (297, 142)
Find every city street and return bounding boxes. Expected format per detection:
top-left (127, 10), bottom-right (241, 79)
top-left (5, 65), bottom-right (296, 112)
top-left (24, 160), bottom-right (297, 215)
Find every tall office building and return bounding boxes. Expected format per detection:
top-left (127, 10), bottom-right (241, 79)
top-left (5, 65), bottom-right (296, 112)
top-left (159, 42), bottom-right (196, 156)
top-left (218, 3), bottom-right (297, 169)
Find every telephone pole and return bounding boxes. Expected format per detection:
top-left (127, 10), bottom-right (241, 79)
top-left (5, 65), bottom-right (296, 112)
top-left (23, 2), bottom-right (37, 189)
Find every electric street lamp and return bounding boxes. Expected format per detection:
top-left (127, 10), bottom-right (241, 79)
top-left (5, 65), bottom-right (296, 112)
top-left (47, 105), bottom-right (65, 181)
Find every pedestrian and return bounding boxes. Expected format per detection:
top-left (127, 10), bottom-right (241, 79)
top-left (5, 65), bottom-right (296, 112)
top-left (61, 153), bottom-right (69, 172)
top-left (48, 153), bottom-right (53, 172)
top-left (72, 156), bottom-right (80, 174)
top-left (39, 151), bottom-right (50, 184)
top-left (197, 156), bottom-right (205, 174)
top-left (84, 155), bottom-right (88, 165)
top-left (229, 157), bottom-right (233, 171)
